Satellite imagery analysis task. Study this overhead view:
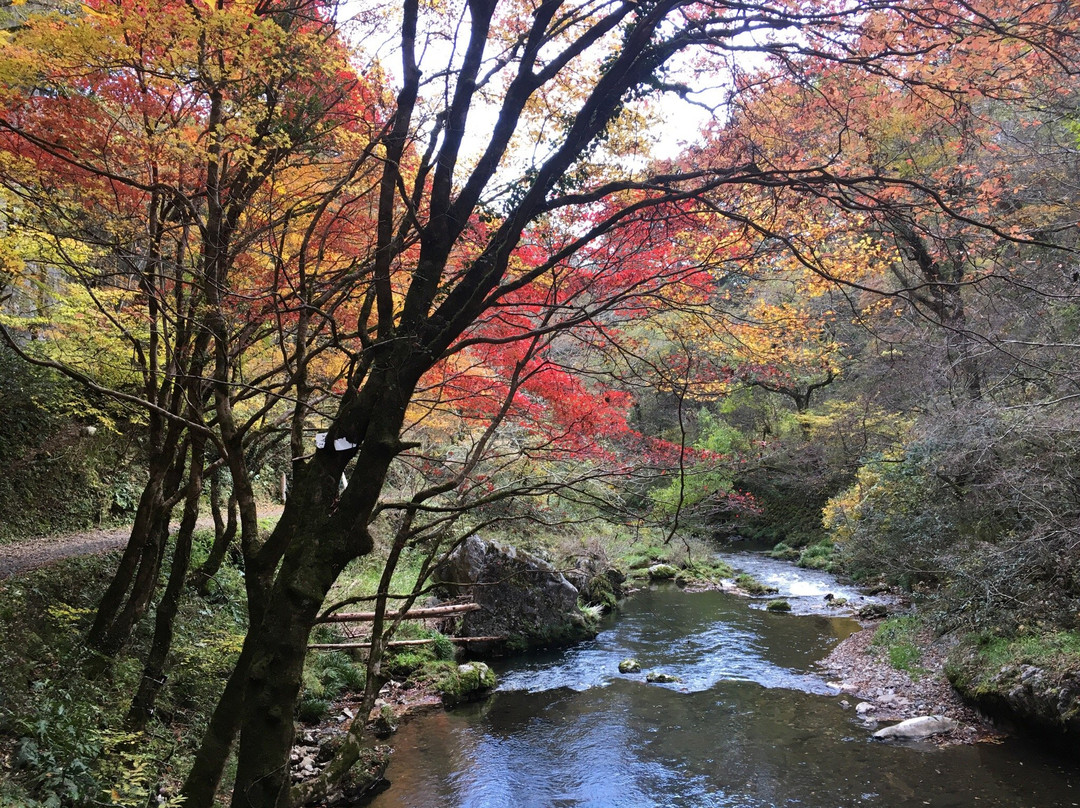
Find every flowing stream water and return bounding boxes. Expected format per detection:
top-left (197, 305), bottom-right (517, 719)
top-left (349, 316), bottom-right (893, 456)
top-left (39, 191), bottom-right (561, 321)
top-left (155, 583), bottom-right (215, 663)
top-left (366, 551), bottom-right (1080, 808)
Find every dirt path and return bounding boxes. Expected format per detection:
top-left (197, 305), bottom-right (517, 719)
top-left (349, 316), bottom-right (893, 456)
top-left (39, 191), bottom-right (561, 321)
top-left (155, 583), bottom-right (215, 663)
top-left (0, 505), bottom-right (283, 580)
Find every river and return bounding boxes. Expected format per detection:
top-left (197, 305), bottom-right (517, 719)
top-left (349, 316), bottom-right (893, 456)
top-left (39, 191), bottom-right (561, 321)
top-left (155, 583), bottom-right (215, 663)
top-left (366, 551), bottom-right (1080, 807)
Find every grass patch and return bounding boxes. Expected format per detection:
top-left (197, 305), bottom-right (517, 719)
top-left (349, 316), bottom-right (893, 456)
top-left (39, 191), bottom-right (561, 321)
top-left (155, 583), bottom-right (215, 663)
top-left (871, 615), bottom-right (926, 676)
top-left (734, 573), bottom-right (778, 595)
top-left (945, 630), bottom-right (1080, 702)
top-left (969, 630), bottom-right (1080, 671)
top-left (796, 541), bottom-right (837, 571)
top-left (767, 542), bottom-right (801, 561)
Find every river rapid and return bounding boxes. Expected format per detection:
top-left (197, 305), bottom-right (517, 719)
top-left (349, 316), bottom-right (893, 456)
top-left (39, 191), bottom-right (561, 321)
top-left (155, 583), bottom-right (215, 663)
top-left (366, 551), bottom-right (1080, 808)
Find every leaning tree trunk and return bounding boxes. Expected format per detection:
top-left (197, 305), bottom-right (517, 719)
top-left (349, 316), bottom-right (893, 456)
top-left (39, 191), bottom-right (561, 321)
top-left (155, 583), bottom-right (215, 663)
top-left (227, 387), bottom-right (406, 808)
top-left (88, 429), bottom-right (186, 656)
top-left (126, 433), bottom-right (206, 730)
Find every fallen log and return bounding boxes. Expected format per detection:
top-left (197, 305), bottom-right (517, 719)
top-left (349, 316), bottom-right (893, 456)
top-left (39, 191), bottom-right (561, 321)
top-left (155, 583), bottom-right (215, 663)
top-left (315, 603), bottom-right (480, 623)
top-left (308, 636), bottom-right (504, 650)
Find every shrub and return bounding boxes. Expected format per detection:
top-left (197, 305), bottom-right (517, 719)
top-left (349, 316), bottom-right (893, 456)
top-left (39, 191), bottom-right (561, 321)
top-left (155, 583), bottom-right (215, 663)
top-left (797, 541), bottom-right (836, 571)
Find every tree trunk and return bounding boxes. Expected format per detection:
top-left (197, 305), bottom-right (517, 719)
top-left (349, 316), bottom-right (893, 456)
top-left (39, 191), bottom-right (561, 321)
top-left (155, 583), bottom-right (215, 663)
top-left (230, 544), bottom-right (344, 808)
top-left (127, 435), bottom-right (205, 730)
top-left (191, 469), bottom-right (238, 592)
top-left (88, 431), bottom-right (185, 656)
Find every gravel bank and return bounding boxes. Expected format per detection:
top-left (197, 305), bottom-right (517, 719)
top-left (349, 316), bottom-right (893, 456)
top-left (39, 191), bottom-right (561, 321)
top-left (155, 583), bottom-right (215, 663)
top-left (818, 622), bottom-right (1003, 744)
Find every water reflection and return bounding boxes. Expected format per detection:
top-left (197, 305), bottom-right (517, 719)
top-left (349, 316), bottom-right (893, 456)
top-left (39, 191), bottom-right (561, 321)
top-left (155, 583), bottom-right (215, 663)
top-left (367, 584), bottom-right (1080, 808)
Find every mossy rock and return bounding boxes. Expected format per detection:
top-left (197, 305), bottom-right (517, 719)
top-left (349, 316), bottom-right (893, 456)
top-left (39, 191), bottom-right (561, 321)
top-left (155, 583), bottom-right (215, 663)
top-left (433, 536), bottom-right (599, 654)
top-left (647, 563), bottom-right (680, 581)
top-left (372, 704), bottom-right (398, 738)
top-left (432, 661), bottom-right (497, 706)
top-left (734, 573), bottom-right (779, 596)
top-left (858, 603), bottom-right (889, 620)
top-left (645, 671), bottom-right (681, 684)
top-left (328, 745), bottom-right (391, 805)
top-left (618, 658), bottom-right (641, 674)
top-left (765, 599), bottom-right (792, 613)
top-left (946, 631), bottom-right (1080, 745)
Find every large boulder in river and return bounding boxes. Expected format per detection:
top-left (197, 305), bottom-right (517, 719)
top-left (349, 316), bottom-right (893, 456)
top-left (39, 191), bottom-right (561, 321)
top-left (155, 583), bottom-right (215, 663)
top-left (432, 536), bottom-right (598, 655)
top-left (563, 555), bottom-right (626, 611)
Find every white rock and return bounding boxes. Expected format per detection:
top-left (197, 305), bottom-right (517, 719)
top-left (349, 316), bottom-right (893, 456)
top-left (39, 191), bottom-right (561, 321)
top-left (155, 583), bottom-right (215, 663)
top-left (855, 701), bottom-right (876, 715)
top-left (873, 715), bottom-right (960, 740)
top-left (826, 681), bottom-right (859, 694)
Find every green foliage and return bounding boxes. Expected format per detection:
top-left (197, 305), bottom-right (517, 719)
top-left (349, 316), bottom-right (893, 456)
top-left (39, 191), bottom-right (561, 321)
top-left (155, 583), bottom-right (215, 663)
top-left (796, 540), bottom-right (836, 571)
top-left (643, 403), bottom-right (759, 529)
top-left (871, 616), bottom-right (926, 676)
top-left (297, 698), bottom-right (332, 724)
top-left (0, 557), bottom-right (201, 807)
top-left (11, 683), bottom-right (103, 807)
top-left (0, 546), bottom-right (258, 805)
top-left (301, 650), bottom-right (365, 704)
top-left (0, 345), bottom-right (141, 542)
top-left (826, 449), bottom-right (963, 588)
top-left (767, 542), bottom-right (801, 561)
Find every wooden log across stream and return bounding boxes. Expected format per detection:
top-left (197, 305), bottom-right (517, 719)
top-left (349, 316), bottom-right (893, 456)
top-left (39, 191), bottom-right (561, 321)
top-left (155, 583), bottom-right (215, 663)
top-left (308, 602), bottom-right (502, 650)
top-left (314, 602), bottom-right (481, 624)
top-left (308, 636), bottom-right (504, 650)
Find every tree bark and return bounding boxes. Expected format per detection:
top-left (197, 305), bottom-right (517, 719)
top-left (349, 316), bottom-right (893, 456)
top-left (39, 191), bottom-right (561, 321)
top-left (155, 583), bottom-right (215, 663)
top-left (191, 469), bottom-right (238, 592)
top-left (127, 433), bottom-right (206, 730)
top-left (88, 428), bottom-right (185, 656)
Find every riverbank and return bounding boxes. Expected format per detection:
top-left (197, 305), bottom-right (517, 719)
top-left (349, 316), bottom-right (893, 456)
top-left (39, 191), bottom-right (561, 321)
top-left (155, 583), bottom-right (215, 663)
top-left (818, 621), bottom-right (1003, 744)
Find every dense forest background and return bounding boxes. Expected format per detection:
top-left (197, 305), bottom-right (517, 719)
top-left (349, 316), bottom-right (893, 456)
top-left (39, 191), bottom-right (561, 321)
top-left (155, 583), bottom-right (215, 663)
top-left (1, 0), bottom-right (1078, 804)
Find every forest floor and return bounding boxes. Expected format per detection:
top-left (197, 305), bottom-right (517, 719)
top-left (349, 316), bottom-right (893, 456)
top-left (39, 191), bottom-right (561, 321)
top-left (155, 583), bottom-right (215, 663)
top-left (818, 622), bottom-right (1003, 744)
top-left (0, 504), bottom-right (285, 580)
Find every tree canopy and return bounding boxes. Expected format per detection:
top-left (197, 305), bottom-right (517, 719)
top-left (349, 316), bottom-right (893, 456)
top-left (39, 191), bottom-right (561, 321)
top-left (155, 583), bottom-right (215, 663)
top-left (1, 0), bottom-right (1078, 804)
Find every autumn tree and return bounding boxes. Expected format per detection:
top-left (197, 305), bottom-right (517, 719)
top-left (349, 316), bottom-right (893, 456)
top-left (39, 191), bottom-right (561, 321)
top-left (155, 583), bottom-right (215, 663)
top-left (3, 0), bottom-right (1078, 803)
top-left (154, 2), bottom-right (1080, 808)
top-left (0, 0), bottom-right (382, 664)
